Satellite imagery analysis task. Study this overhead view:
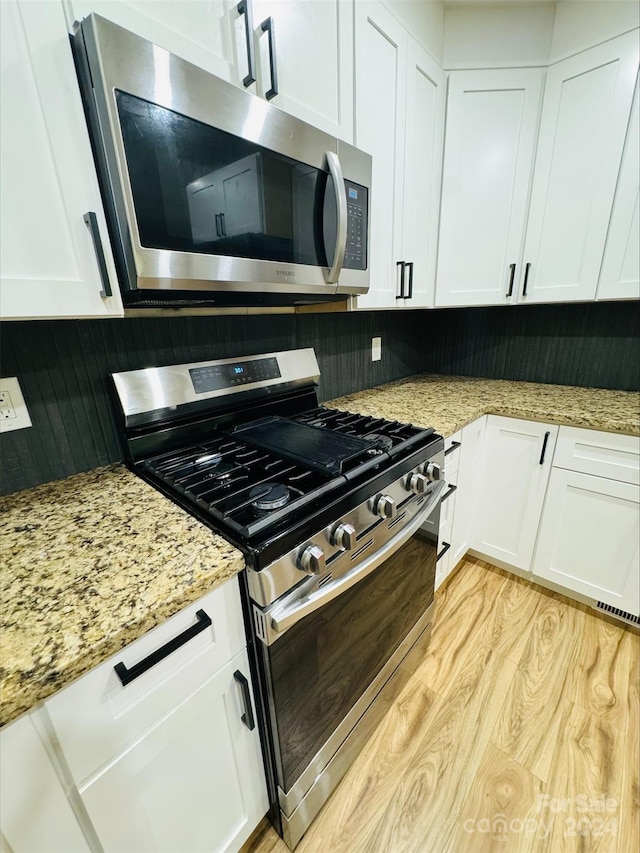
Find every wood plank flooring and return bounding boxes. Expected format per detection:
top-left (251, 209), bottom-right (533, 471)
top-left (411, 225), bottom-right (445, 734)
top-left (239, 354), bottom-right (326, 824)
top-left (245, 558), bottom-right (639, 853)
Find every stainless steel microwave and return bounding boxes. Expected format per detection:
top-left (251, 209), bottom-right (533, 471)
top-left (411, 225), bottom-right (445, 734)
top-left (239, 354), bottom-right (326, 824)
top-left (72, 15), bottom-right (372, 308)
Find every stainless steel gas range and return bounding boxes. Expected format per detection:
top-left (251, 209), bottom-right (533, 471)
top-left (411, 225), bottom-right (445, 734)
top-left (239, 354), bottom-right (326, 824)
top-left (112, 349), bottom-right (445, 849)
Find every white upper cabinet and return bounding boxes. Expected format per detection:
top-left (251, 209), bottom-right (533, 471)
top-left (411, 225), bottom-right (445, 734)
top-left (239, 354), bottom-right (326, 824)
top-left (521, 31), bottom-right (640, 303)
top-left (67, 0), bottom-right (354, 141)
top-left (435, 69), bottom-right (544, 307)
top-left (65, 0), bottom-right (245, 85)
top-left (353, 2), bottom-right (408, 309)
top-left (252, 0), bottom-right (353, 140)
top-left (0, 0), bottom-right (123, 320)
top-left (354, 2), bottom-right (445, 310)
top-left (397, 38), bottom-right (446, 308)
top-left (597, 77), bottom-right (640, 301)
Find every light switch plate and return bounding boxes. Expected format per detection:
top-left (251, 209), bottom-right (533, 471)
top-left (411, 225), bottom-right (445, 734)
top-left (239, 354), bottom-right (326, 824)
top-left (0, 377), bottom-right (32, 432)
top-left (372, 337), bottom-right (382, 362)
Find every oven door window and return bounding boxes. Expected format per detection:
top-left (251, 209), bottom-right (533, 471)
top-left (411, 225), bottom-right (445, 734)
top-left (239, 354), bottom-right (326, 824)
top-left (116, 91), bottom-right (340, 266)
top-left (266, 529), bottom-right (437, 793)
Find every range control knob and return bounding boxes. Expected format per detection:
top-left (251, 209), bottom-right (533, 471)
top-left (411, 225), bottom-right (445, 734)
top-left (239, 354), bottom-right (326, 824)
top-left (372, 494), bottom-right (397, 520)
top-left (297, 544), bottom-right (326, 575)
top-left (404, 472), bottom-right (429, 494)
top-left (422, 462), bottom-right (441, 482)
top-left (331, 523), bottom-right (357, 551)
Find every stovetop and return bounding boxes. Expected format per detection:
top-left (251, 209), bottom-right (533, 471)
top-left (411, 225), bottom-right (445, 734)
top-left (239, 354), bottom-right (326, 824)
top-left (112, 349), bottom-right (442, 573)
top-left (141, 406), bottom-right (436, 541)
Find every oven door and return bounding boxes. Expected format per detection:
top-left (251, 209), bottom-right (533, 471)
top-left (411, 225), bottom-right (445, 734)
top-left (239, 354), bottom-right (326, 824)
top-left (75, 14), bottom-right (371, 305)
top-left (256, 481), bottom-right (443, 845)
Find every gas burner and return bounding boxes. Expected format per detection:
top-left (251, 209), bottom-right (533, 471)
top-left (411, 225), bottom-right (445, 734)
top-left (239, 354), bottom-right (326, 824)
top-left (194, 454), bottom-right (236, 480)
top-left (250, 482), bottom-right (291, 513)
top-left (365, 433), bottom-right (394, 452)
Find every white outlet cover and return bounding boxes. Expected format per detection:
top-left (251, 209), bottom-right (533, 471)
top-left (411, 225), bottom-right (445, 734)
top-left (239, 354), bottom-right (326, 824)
top-left (0, 377), bottom-right (32, 432)
top-left (372, 337), bottom-right (382, 362)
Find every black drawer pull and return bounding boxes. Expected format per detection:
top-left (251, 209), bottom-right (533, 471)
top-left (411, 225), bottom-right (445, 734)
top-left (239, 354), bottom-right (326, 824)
top-left (444, 441), bottom-right (461, 457)
top-left (405, 261), bottom-right (414, 299)
top-left (522, 262), bottom-right (531, 296)
top-left (396, 261), bottom-right (406, 298)
top-left (437, 541), bottom-right (451, 562)
top-left (260, 17), bottom-right (278, 99)
top-left (114, 609), bottom-right (212, 687)
top-left (442, 484), bottom-right (457, 503)
top-left (237, 0), bottom-right (256, 87)
top-left (507, 262), bottom-right (516, 297)
top-left (539, 431), bottom-right (551, 465)
top-left (83, 211), bottom-right (112, 298)
top-left (233, 670), bottom-right (255, 730)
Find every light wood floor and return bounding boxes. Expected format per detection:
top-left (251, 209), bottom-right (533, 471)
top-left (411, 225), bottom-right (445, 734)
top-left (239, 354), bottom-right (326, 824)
top-left (245, 558), bottom-right (639, 853)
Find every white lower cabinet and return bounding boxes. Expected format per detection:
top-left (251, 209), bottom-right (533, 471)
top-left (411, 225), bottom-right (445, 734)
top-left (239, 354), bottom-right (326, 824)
top-left (532, 468), bottom-right (640, 617)
top-left (79, 649), bottom-right (266, 853)
top-left (0, 714), bottom-right (90, 852)
top-left (40, 577), bottom-right (267, 853)
top-left (471, 416), bottom-right (557, 571)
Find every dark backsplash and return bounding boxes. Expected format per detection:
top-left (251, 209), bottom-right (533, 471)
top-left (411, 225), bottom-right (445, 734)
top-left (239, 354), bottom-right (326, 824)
top-left (1, 301), bottom-right (638, 495)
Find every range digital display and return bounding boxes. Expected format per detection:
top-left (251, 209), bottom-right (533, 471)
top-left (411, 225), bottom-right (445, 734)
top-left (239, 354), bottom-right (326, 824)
top-left (190, 357), bottom-right (281, 393)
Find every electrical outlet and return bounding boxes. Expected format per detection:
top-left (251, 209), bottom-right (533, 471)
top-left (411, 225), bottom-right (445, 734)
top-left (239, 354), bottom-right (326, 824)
top-left (371, 337), bottom-right (382, 362)
top-left (0, 377), bottom-right (32, 433)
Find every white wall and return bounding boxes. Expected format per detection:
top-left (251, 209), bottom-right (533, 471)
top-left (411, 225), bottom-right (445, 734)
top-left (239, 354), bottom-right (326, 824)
top-left (443, 2), bottom-right (555, 68)
top-left (381, 0), bottom-right (445, 62)
top-left (549, 1), bottom-right (640, 62)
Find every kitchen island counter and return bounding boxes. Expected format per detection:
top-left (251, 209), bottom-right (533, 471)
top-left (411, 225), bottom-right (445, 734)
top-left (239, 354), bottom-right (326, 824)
top-left (328, 375), bottom-right (640, 438)
top-left (0, 464), bottom-right (244, 727)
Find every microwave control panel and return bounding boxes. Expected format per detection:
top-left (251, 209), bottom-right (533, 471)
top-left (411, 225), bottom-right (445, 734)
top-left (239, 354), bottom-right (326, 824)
top-left (343, 181), bottom-right (368, 270)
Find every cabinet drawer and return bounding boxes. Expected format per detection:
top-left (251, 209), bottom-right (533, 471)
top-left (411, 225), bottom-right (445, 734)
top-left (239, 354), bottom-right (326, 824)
top-left (553, 426), bottom-right (640, 484)
top-left (444, 431), bottom-right (462, 478)
top-left (45, 576), bottom-right (246, 786)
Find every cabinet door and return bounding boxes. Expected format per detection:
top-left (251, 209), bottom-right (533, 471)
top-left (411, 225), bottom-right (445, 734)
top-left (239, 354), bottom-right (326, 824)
top-left (398, 37), bottom-right (446, 309)
top-left (0, 0), bottom-right (122, 320)
top-left (66, 0), bottom-right (245, 86)
top-left (472, 416), bottom-right (557, 572)
top-left (597, 78), bottom-right (640, 301)
top-left (449, 417), bottom-right (486, 570)
top-left (79, 650), bottom-right (268, 853)
top-left (521, 31), bottom-right (639, 303)
top-left (354, 1), bottom-right (407, 309)
top-left (533, 469), bottom-right (640, 617)
top-left (435, 69), bottom-right (543, 307)
top-left (0, 714), bottom-right (90, 852)
top-left (252, 0), bottom-right (353, 140)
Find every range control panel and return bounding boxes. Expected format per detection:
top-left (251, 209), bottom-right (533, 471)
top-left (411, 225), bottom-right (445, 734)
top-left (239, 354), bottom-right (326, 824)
top-left (343, 181), bottom-right (368, 271)
top-left (190, 357), bottom-right (281, 393)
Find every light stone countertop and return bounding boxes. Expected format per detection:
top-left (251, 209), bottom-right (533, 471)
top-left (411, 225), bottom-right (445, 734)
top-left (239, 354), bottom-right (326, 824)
top-left (327, 375), bottom-right (640, 438)
top-left (2, 375), bottom-right (638, 728)
top-left (0, 464), bottom-right (244, 727)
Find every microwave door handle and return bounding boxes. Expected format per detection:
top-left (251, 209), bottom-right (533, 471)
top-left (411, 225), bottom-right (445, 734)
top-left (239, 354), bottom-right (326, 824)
top-left (267, 479), bottom-right (446, 641)
top-left (325, 151), bottom-right (347, 284)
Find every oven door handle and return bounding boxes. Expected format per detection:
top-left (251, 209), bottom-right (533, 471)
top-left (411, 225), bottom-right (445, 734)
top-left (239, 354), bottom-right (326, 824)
top-left (325, 151), bottom-right (347, 284)
top-left (268, 479), bottom-right (446, 640)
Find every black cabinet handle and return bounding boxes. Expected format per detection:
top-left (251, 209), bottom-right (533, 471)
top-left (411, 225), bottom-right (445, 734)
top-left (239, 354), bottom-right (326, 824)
top-left (396, 261), bottom-right (406, 298)
top-left (220, 212), bottom-right (226, 237)
top-left (437, 541), bottom-right (451, 562)
top-left (114, 609), bottom-right (212, 686)
top-left (260, 17), bottom-right (278, 99)
top-left (507, 262), bottom-right (516, 298)
top-left (215, 213), bottom-right (221, 238)
top-left (237, 0), bottom-right (256, 87)
top-left (405, 262), bottom-right (414, 299)
top-left (444, 440), bottom-right (461, 457)
top-left (442, 484), bottom-right (458, 503)
top-left (83, 211), bottom-right (112, 298)
top-left (233, 670), bottom-right (256, 730)
top-left (522, 262), bottom-right (531, 296)
top-left (539, 431), bottom-right (551, 465)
